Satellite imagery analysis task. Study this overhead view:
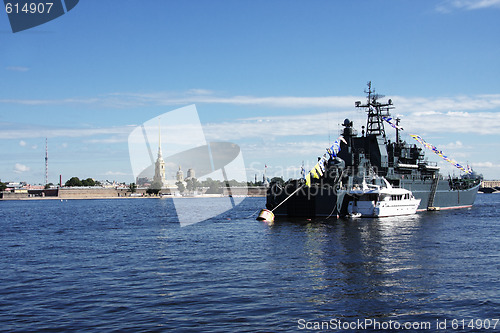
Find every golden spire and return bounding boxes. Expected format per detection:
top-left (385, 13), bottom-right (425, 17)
top-left (158, 117), bottom-right (162, 158)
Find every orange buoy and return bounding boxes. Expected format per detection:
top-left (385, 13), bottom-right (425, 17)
top-left (256, 209), bottom-right (275, 223)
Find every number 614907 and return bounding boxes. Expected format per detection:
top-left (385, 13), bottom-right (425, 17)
top-left (5, 2), bottom-right (54, 14)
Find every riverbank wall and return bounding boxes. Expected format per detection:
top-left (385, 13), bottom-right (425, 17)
top-left (1, 186), bottom-right (267, 200)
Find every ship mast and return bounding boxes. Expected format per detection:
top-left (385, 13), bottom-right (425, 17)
top-left (395, 117), bottom-right (401, 143)
top-left (355, 81), bottom-right (394, 139)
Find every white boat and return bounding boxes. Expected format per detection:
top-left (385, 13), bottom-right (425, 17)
top-left (347, 177), bottom-right (421, 217)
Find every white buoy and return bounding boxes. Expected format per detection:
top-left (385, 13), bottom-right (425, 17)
top-left (256, 209), bottom-right (274, 223)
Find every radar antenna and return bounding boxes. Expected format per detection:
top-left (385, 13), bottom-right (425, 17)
top-left (354, 81), bottom-right (394, 138)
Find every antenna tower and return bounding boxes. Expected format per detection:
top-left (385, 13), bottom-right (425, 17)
top-left (45, 138), bottom-right (48, 185)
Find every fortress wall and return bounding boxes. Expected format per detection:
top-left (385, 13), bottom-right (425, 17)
top-left (222, 186), bottom-right (267, 196)
top-left (2, 192), bottom-right (31, 199)
top-left (481, 181), bottom-right (500, 188)
top-left (59, 188), bottom-right (121, 199)
top-left (2, 186), bottom-right (265, 200)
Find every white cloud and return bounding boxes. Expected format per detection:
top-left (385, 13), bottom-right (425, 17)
top-left (85, 136), bottom-right (129, 144)
top-left (242, 140), bottom-right (330, 156)
top-left (19, 140), bottom-right (26, 146)
top-left (395, 95), bottom-right (500, 113)
top-left (0, 90), bottom-right (358, 109)
top-left (1, 89), bottom-right (500, 114)
top-left (0, 123), bottom-right (134, 140)
top-left (1, 91), bottom-right (499, 145)
top-left (13, 163), bottom-right (30, 173)
top-left (0, 97), bottom-right (101, 106)
top-left (471, 161), bottom-right (500, 168)
top-left (401, 110), bottom-right (500, 135)
top-left (442, 141), bottom-right (464, 149)
top-left (203, 107), bottom-right (500, 142)
top-left (437, 0), bottom-right (500, 12)
top-left (6, 66), bottom-right (29, 72)
top-left (203, 110), bottom-right (366, 142)
top-left (186, 89), bottom-right (215, 95)
top-left (103, 171), bottom-right (128, 176)
top-left (106, 91), bottom-right (342, 108)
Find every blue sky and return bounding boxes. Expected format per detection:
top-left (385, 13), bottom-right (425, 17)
top-left (1, 0), bottom-right (500, 184)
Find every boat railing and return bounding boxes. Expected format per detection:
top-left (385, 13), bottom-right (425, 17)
top-left (419, 161), bottom-right (438, 167)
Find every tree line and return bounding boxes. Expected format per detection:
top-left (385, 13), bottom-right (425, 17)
top-left (0, 176), bottom-right (285, 192)
top-left (57, 175), bottom-right (287, 193)
top-left (64, 177), bottom-right (100, 187)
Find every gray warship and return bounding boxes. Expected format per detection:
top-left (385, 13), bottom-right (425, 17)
top-left (266, 83), bottom-right (482, 217)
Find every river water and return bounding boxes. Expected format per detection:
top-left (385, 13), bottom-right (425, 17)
top-left (1, 195), bottom-right (498, 332)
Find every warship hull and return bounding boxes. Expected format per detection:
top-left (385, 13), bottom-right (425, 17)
top-left (268, 181), bottom-right (479, 218)
top-left (401, 180), bottom-right (479, 211)
top-left (267, 185), bottom-right (345, 217)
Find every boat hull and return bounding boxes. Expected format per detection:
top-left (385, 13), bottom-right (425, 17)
top-left (348, 198), bottom-right (421, 217)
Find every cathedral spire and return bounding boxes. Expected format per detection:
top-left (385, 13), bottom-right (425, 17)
top-left (158, 117), bottom-right (163, 158)
top-left (153, 117), bottom-right (166, 188)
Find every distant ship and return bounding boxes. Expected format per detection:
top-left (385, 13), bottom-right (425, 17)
top-left (266, 82), bottom-right (482, 218)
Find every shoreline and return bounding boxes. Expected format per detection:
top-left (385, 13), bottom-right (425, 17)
top-left (0, 194), bottom-right (265, 201)
top-left (1, 186), bottom-right (267, 201)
